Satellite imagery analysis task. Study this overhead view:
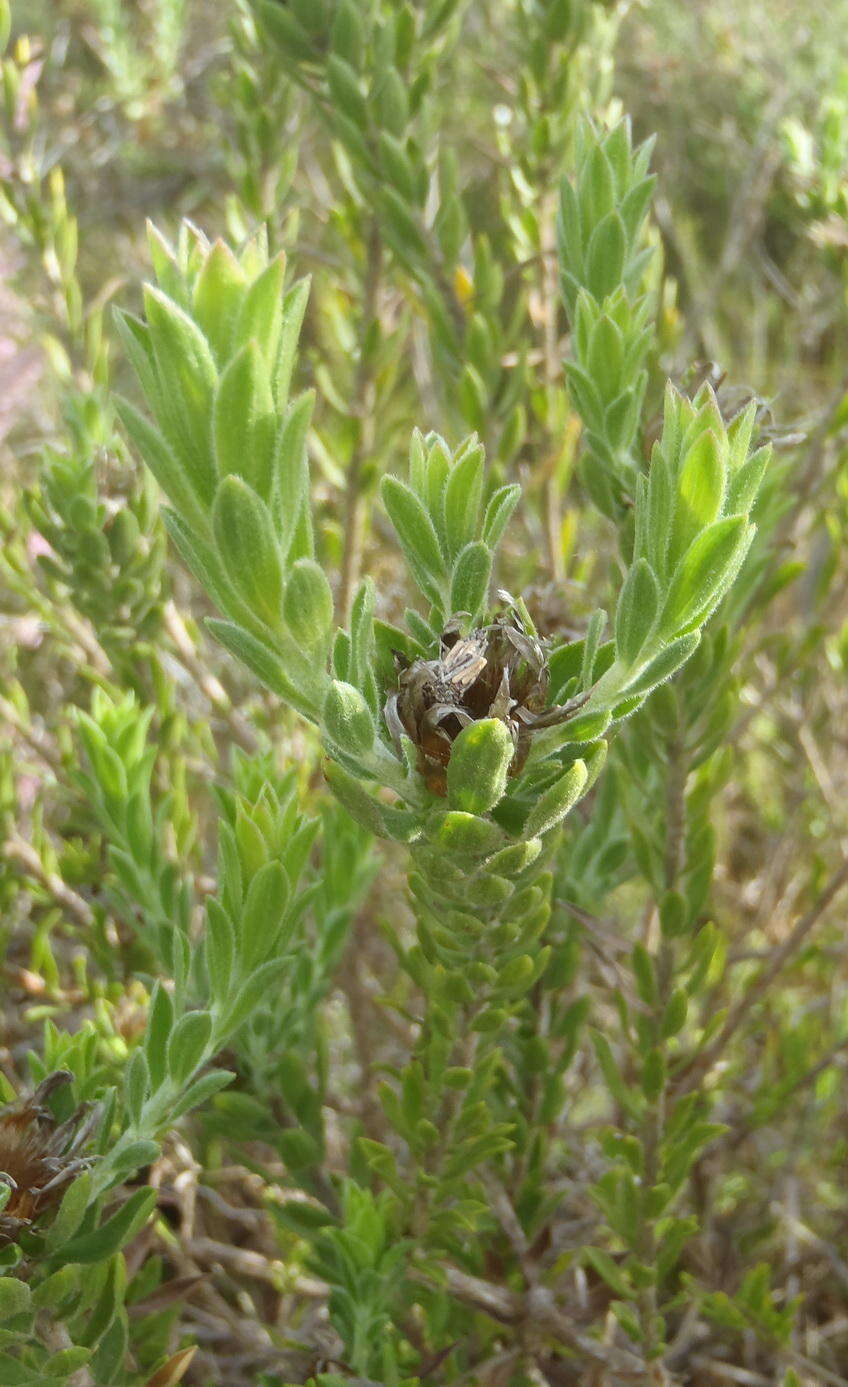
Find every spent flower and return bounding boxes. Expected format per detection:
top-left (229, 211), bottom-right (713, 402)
top-left (0, 1071), bottom-right (97, 1247)
top-left (384, 605), bottom-right (586, 795)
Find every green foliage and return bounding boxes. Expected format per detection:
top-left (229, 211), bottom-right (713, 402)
top-left (0, 1), bottom-right (845, 1384)
top-left (559, 117), bottom-right (657, 520)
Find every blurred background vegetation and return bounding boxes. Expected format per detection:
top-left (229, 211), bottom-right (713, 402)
top-left (2, 1), bottom-right (848, 1383)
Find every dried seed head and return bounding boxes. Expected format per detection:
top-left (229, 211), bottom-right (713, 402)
top-left (0, 1071), bottom-right (97, 1247)
top-left (385, 607), bottom-right (585, 795)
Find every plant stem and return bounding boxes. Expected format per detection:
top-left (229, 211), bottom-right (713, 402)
top-left (338, 220), bottom-right (382, 626)
top-left (637, 729), bottom-right (688, 1359)
top-left (539, 189), bottom-right (565, 585)
top-left (677, 854), bottom-right (848, 1096)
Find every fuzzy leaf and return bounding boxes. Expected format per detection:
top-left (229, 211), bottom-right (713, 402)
top-left (57, 1188), bottom-right (157, 1265)
top-left (450, 542), bottom-right (492, 623)
top-left (446, 718), bottom-right (513, 815)
top-left (661, 516), bottom-right (753, 638)
top-left (523, 760), bottom-right (588, 837)
top-left (283, 559), bottom-right (334, 651)
top-left (212, 476), bottom-right (284, 628)
top-left (381, 475), bottom-right (447, 599)
top-left (615, 558), bottom-right (659, 666)
top-left (167, 1011), bottom-right (213, 1086)
top-left (213, 341), bottom-right (276, 499)
top-left (323, 681), bottom-right (375, 757)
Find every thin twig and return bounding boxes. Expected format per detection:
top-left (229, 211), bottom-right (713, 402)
top-left (689, 1356), bottom-right (770, 1385)
top-left (186, 1237), bottom-right (324, 1295)
top-left (786, 1351), bottom-right (848, 1387)
top-left (413, 1264), bottom-right (646, 1377)
top-left (5, 833), bottom-right (95, 928)
top-left (163, 602), bottom-right (257, 753)
top-left (0, 693), bottom-right (63, 774)
top-left (337, 220), bottom-right (382, 626)
top-left (678, 856), bottom-right (848, 1093)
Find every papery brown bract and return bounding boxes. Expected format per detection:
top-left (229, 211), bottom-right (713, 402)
top-left (0, 1071), bottom-right (96, 1247)
top-left (384, 609), bottom-right (584, 795)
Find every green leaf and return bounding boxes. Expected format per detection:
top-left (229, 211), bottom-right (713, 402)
top-left (323, 759), bottom-right (387, 836)
top-left (206, 619), bottom-right (322, 718)
top-left (450, 541), bottom-right (492, 623)
top-left (523, 760), bottom-right (588, 837)
top-left (323, 681), bottom-right (376, 757)
top-left (631, 942), bottom-right (657, 1005)
top-left (379, 186), bottom-right (429, 265)
top-left (661, 516), bottom-right (754, 638)
top-left (90, 1311), bottom-right (128, 1384)
top-left (58, 1188), bottom-right (157, 1265)
top-left (377, 130), bottom-right (416, 202)
top-left (587, 313), bottom-right (624, 400)
top-left (192, 240), bottom-right (246, 363)
top-left (106, 1139), bottom-right (161, 1182)
top-left (618, 632), bottom-right (701, 700)
top-left (348, 577), bottom-right (377, 698)
top-left (446, 718), bottom-right (513, 814)
top-left (256, 1), bottom-right (314, 62)
top-left (273, 1199), bottom-right (335, 1235)
top-left (283, 559), bottom-right (334, 651)
top-left (581, 610), bottom-right (607, 690)
top-left (661, 988), bottom-right (688, 1037)
top-left (327, 53), bottom-right (368, 129)
top-left (425, 810), bottom-right (505, 859)
top-left (276, 278), bottom-right (311, 409)
top-left (205, 898), bottom-right (235, 1002)
top-left (591, 1029), bottom-right (642, 1119)
top-left (277, 1127), bottom-right (321, 1170)
top-left (167, 1011), bottom-right (213, 1086)
top-left (0, 1354), bottom-right (37, 1384)
top-left (235, 253), bottom-right (285, 364)
top-left (324, 761), bottom-right (418, 842)
top-left (213, 341), bottom-right (276, 499)
top-left (0, 1277), bottom-right (31, 1322)
top-left (142, 285), bottom-right (219, 505)
top-left (585, 211), bottom-right (626, 300)
top-left (583, 1248), bottom-right (631, 1298)
top-left (726, 443), bottom-right (770, 514)
top-left (115, 395), bottom-right (207, 535)
top-left (381, 475), bottom-right (447, 601)
top-left (113, 307), bottom-right (160, 411)
top-left (669, 428), bottom-right (726, 566)
top-left (169, 1069), bottom-right (235, 1121)
top-left (145, 982), bottom-right (174, 1091)
top-left (45, 1347), bottom-right (92, 1377)
top-left (212, 476), bottom-right (284, 628)
top-left (611, 1300), bottom-right (643, 1343)
top-left (482, 483), bottom-right (521, 550)
top-left (497, 952), bottom-right (540, 992)
top-left (162, 508), bottom-right (239, 619)
top-left (615, 558), bottom-right (659, 665)
top-left (124, 1049), bottom-right (150, 1127)
top-left (45, 1171), bottom-right (93, 1253)
top-left (644, 446), bottom-right (676, 579)
top-left (272, 390), bottom-right (314, 559)
top-left (443, 443), bottom-right (485, 558)
top-left (240, 861), bottom-right (289, 971)
top-left (219, 958), bottom-right (288, 1037)
top-left (373, 64), bottom-right (409, 137)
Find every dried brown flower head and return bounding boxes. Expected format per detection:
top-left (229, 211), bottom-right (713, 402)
top-left (0, 1071), bottom-right (96, 1247)
top-left (385, 607), bottom-right (586, 796)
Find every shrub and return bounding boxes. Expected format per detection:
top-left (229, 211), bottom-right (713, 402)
top-left (0, 1), bottom-right (846, 1384)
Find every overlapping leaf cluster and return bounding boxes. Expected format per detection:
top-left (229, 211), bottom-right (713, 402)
top-left (2, 1), bottom-right (844, 1383)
